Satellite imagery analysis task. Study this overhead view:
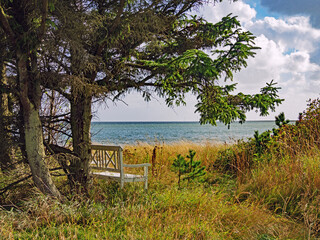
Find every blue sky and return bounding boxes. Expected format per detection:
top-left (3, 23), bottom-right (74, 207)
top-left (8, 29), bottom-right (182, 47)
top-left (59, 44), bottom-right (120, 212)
top-left (245, 0), bottom-right (280, 19)
top-left (94, 0), bottom-right (320, 122)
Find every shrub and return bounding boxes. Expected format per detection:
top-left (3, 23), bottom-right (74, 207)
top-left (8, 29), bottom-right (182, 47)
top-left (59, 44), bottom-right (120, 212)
top-left (171, 150), bottom-right (206, 188)
top-left (213, 140), bottom-right (255, 179)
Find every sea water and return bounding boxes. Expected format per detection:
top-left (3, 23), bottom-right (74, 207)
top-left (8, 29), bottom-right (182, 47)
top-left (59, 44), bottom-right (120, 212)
top-left (91, 121), bottom-right (279, 145)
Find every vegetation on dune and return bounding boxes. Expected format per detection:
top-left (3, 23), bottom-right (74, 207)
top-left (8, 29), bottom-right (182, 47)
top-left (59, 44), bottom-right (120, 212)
top-left (213, 99), bottom-right (320, 238)
top-left (0, 170), bottom-right (308, 240)
top-left (1, 99), bottom-right (320, 238)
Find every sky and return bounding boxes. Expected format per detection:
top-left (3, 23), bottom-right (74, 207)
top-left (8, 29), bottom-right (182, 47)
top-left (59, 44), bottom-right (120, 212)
top-left (94, 0), bottom-right (320, 122)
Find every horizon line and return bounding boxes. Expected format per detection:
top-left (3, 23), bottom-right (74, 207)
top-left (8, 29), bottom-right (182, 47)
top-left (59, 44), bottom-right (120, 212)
top-left (91, 120), bottom-right (291, 123)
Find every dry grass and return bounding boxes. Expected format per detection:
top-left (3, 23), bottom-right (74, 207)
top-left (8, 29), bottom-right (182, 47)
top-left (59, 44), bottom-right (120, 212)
top-left (237, 153), bottom-right (320, 237)
top-left (0, 141), bottom-right (311, 239)
top-left (0, 183), bottom-right (308, 239)
top-left (123, 141), bottom-right (227, 184)
top-left (4, 100), bottom-right (320, 239)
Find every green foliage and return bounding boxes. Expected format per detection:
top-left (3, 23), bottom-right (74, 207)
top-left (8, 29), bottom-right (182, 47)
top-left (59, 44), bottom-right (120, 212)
top-left (134, 14), bottom-right (283, 126)
top-left (271, 112), bottom-right (290, 138)
top-left (252, 112), bottom-right (291, 158)
top-left (275, 112), bottom-right (290, 128)
top-left (171, 150), bottom-right (206, 188)
top-left (171, 154), bottom-right (187, 187)
top-left (213, 140), bottom-right (255, 177)
top-left (213, 112), bottom-right (291, 176)
top-left (184, 150), bottom-right (206, 182)
top-left (253, 130), bottom-right (271, 157)
top-left (270, 98), bottom-right (320, 156)
top-left (212, 100), bottom-right (320, 237)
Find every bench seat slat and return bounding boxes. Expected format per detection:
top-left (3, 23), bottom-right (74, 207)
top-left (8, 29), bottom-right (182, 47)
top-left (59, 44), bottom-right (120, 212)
top-left (123, 163), bottom-right (151, 168)
top-left (92, 171), bottom-right (145, 181)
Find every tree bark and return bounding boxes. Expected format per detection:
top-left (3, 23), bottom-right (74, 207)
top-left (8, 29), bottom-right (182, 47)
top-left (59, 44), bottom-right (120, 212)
top-left (69, 89), bottom-right (92, 188)
top-left (0, 62), bottom-right (12, 170)
top-left (17, 51), bottom-right (61, 198)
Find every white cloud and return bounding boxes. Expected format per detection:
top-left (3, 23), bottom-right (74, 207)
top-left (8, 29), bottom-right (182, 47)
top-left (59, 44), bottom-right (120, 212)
top-left (248, 16), bottom-right (320, 53)
top-left (199, 0), bottom-right (256, 25)
top-left (284, 51), bottom-right (320, 73)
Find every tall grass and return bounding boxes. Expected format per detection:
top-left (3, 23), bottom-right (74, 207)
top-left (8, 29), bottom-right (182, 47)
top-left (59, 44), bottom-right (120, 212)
top-left (0, 182), bottom-right (307, 239)
top-left (123, 141), bottom-right (227, 185)
top-left (3, 99), bottom-right (320, 239)
top-left (230, 99), bottom-right (320, 238)
top-left (0, 141), bottom-right (310, 239)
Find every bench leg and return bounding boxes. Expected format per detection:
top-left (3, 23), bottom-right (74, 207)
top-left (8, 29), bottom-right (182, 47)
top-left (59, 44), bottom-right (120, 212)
top-left (144, 178), bottom-right (148, 191)
top-left (144, 166), bottom-right (148, 191)
top-left (120, 179), bottom-right (124, 189)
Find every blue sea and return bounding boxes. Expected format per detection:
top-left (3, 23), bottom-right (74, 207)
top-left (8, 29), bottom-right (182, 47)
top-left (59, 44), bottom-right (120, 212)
top-left (91, 121), bottom-right (279, 145)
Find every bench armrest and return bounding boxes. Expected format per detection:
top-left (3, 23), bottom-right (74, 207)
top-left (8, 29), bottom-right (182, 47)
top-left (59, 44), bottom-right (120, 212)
top-left (123, 163), bottom-right (151, 168)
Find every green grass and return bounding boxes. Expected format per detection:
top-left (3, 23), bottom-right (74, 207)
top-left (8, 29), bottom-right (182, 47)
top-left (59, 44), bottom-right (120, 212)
top-left (0, 182), bottom-right (308, 239)
top-left (0, 141), bottom-right (312, 240)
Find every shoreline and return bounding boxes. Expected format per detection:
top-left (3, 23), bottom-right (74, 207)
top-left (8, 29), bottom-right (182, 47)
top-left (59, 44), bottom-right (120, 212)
top-left (91, 139), bottom-right (239, 147)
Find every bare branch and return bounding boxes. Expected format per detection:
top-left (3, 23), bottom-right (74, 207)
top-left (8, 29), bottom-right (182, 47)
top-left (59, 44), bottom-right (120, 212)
top-left (0, 167), bottom-right (63, 196)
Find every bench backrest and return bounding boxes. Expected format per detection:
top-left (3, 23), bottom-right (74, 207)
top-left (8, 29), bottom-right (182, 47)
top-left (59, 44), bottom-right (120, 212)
top-left (90, 145), bottom-right (123, 173)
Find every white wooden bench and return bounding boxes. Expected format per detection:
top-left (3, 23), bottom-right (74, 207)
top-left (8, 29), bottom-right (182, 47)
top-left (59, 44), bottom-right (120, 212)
top-left (90, 145), bottom-right (151, 190)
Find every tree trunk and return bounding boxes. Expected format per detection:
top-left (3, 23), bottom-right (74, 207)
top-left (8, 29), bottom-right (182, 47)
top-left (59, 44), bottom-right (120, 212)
top-left (0, 62), bottom-right (12, 170)
top-left (17, 51), bottom-right (61, 198)
top-left (70, 90), bottom-right (92, 188)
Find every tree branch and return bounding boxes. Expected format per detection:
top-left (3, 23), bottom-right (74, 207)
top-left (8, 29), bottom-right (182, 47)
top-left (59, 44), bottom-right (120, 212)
top-left (39, 0), bottom-right (49, 39)
top-left (0, 167), bottom-right (63, 196)
top-left (43, 125), bottom-right (72, 138)
top-left (0, 5), bottom-right (16, 44)
top-left (0, 174), bottom-right (32, 195)
top-left (109, 0), bottom-right (125, 34)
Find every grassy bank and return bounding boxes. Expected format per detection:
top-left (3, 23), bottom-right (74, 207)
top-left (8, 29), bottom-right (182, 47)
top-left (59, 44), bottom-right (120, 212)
top-left (0, 184), bottom-right (307, 239)
top-left (2, 100), bottom-right (320, 239)
top-left (0, 141), bottom-right (312, 239)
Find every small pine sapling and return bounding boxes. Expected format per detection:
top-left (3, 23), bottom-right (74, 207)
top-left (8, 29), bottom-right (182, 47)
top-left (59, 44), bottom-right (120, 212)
top-left (184, 150), bottom-right (206, 184)
top-left (171, 154), bottom-right (188, 188)
top-left (171, 150), bottom-right (206, 188)
top-left (275, 112), bottom-right (290, 128)
top-left (273, 112), bottom-right (290, 136)
top-left (253, 130), bottom-right (271, 157)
